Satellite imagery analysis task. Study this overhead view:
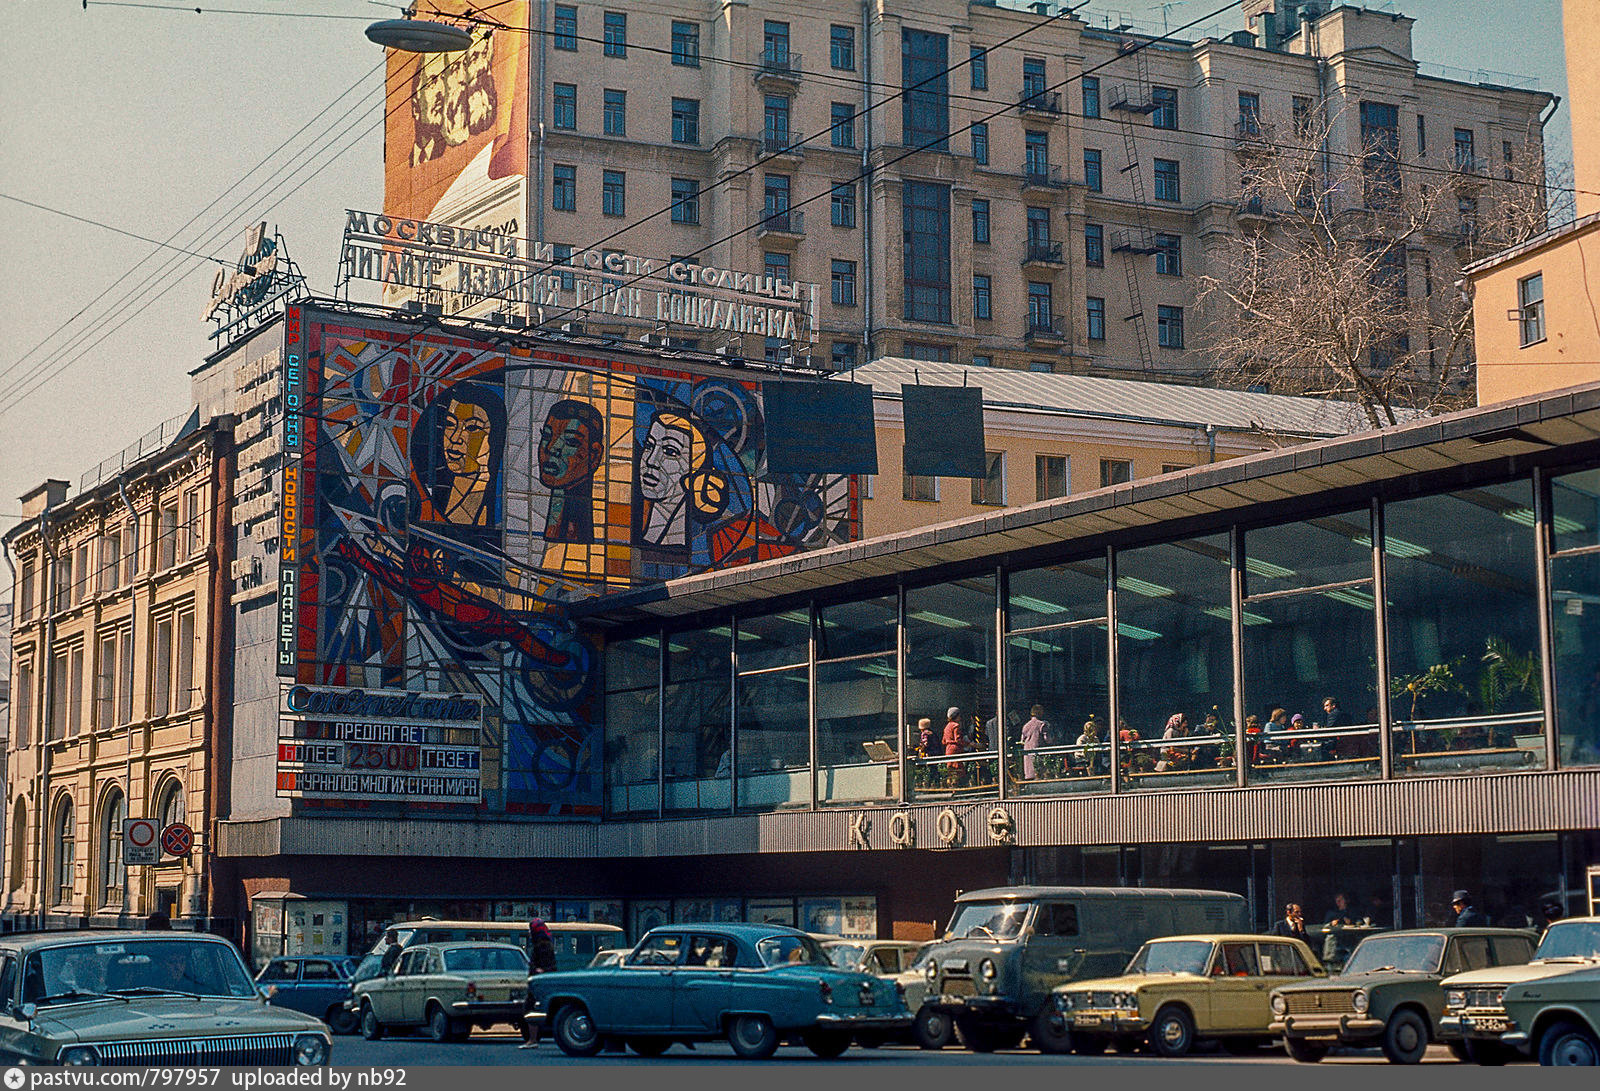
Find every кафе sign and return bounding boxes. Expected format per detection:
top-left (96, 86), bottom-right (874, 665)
top-left (339, 210), bottom-right (821, 343)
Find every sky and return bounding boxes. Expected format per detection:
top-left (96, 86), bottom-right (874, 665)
top-left (0, 0), bottom-right (1572, 589)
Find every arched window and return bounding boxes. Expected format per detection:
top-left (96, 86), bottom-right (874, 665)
top-left (9, 801), bottom-right (27, 894)
top-left (157, 779), bottom-right (185, 833)
top-left (52, 798), bottom-right (75, 908)
top-left (100, 789), bottom-right (125, 907)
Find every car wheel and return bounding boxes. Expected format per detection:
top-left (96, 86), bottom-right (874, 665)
top-left (1464, 1038), bottom-right (1515, 1066)
top-left (627, 1037), bottom-right (672, 1057)
top-left (426, 1005), bottom-right (453, 1044)
top-left (1029, 1008), bottom-right (1074, 1054)
top-left (1381, 1010), bottom-right (1429, 1065)
top-left (360, 1004), bottom-right (385, 1041)
top-left (1283, 1036), bottom-right (1327, 1063)
top-left (325, 1006), bottom-right (360, 1036)
top-left (914, 1006), bottom-right (952, 1050)
top-left (854, 1032), bottom-right (887, 1050)
top-left (727, 1013), bottom-right (779, 1060)
top-left (1148, 1005), bottom-right (1196, 1058)
top-left (553, 1004), bottom-right (604, 1058)
top-left (1540, 1022), bottom-right (1600, 1067)
top-left (803, 1030), bottom-right (852, 1059)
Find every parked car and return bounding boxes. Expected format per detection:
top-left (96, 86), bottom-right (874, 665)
top-left (1056, 934), bottom-right (1325, 1057)
top-left (352, 920), bottom-right (624, 984)
top-left (525, 924), bottom-right (911, 1059)
top-left (920, 885), bottom-right (1248, 1053)
top-left (257, 955), bottom-right (361, 1034)
top-left (353, 942), bottom-right (529, 1042)
top-left (1500, 964), bottom-right (1600, 1065)
top-left (894, 943), bottom-right (949, 1049)
top-left (1441, 916), bottom-right (1600, 1064)
top-left (1270, 927), bottom-right (1537, 1064)
top-left (587, 949), bottom-right (627, 969)
top-left (0, 930), bottom-right (332, 1065)
top-left (817, 939), bottom-right (923, 1048)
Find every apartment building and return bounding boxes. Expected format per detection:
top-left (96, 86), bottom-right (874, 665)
top-left (3, 417), bottom-right (234, 928)
top-left (466, 0), bottom-right (1552, 380)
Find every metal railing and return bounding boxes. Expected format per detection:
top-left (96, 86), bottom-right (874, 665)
top-left (1019, 89), bottom-right (1062, 114)
top-left (1022, 165), bottom-right (1066, 189)
top-left (79, 412), bottom-right (193, 493)
top-left (757, 50), bottom-right (802, 78)
top-left (758, 209), bottom-right (805, 235)
top-left (1026, 317), bottom-right (1066, 339)
top-left (1023, 241), bottom-right (1064, 264)
top-left (763, 130), bottom-right (804, 155)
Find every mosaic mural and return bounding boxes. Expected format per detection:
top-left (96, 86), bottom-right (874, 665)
top-left (287, 318), bottom-right (858, 816)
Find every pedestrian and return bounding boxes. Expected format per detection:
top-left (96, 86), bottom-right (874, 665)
top-left (528, 917), bottom-right (558, 974)
top-left (1269, 903), bottom-right (1309, 941)
top-left (378, 929), bottom-right (404, 975)
top-left (145, 911), bottom-right (171, 931)
top-left (1450, 890), bottom-right (1490, 927)
top-left (1541, 899), bottom-right (1564, 928)
top-left (1020, 704), bottom-right (1049, 780)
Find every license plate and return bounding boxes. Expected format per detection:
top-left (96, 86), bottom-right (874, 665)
top-left (1468, 1017), bottom-right (1508, 1033)
top-left (1074, 1014), bottom-right (1102, 1027)
top-left (943, 980), bottom-right (976, 998)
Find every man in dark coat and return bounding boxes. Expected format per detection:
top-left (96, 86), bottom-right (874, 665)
top-left (1451, 890), bottom-right (1490, 927)
top-left (1269, 903), bottom-right (1309, 941)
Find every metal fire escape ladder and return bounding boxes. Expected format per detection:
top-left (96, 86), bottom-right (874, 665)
top-left (1108, 42), bottom-right (1158, 372)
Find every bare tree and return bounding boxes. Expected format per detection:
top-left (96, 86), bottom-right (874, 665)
top-left (1199, 106), bottom-right (1561, 428)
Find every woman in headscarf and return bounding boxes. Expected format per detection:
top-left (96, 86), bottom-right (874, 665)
top-left (528, 917), bottom-right (557, 974)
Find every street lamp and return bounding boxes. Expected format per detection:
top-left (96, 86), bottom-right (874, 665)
top-left (364, 18), bottom-right (473, 53)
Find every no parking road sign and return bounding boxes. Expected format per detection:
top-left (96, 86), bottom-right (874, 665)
top-left (123, 818), bottom-right (159, 865)
top-left (161, 822), bottom-right (194, 858)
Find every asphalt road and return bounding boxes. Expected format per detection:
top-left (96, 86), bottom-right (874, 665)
top-left (331, 1029), bottom-right (1481, 1066)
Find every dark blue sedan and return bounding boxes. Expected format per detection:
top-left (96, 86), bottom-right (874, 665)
top-left (258, 955), bottom-right (362, 1034)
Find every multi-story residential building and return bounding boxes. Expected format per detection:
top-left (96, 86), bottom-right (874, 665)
top-left (405, 0), bottom-right (1550, 381)
top-left (3, 416), bottom-right (235, 928)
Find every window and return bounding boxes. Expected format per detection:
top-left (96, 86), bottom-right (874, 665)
top-left (671, 98), bottom-right (699, 145)
top-left (549, 83), bottom-right (574, 130)
top-left (1293, 95), bottom-right (1314, 138)
top-left (903, 342), bottom-right (952, 362)
top-left (95, 630), bottom-right (118, 728)
top-left (1360, 101), bottom-right (1401, 204)
top-left (1154, 158), bottom-right (1180, 202)
top-left (1161, 463), bottom-right (1187, 475)
top-left (1518, 273), bottom-right (1545, 346)
top-left (831, 25), bottom-right (855, 71)
top-left (1086, 296), bottom-right (1105, 341)
top-left (831, 183), bottom-right (856, 227)
top-left (1084, 148), bottom-right (1102, 192)
top-left (671, 21), bottom-right (699, 66)
top-left (553, 4), bottom-right (576, 50)
top-left (14, 660), bottom-right (33, 748)
top-left (1025, 130), bottom-right (1050, 178)
top-left (49, 651), bottom-right (68, 740)
top-left (52, 799), bottom-right (73, 907)
top-left (603, 88), bottom-right (626, 136)
top-left (903, 470), bottom-right (938, 501)
top-left (971, 198), bottom-right (990, 244)
top-left (763, 94), bottom-right (790, 143)
top-left (19, 557), bottom-right (35, 621)
top-left (970, 46), bottom-right (987, 90)
top-left (152, 615), bottom-right (174, 719)
top-left (1085, 223), bottom-right (1104, 267)
top-left (552, 164), bottom-right (576, 211)
top-left (971, 122), bottom-right (989, 165)
top-left (1100, 459), bottom-right (1132, 487)
top-left (902, 181), bottom-right (951, 323)
top-left (158, 779), bottom-right (185, 833)
top-left (903, 29), bottom-right (950, 150)
top-left (8, 803), bottom-right (25, 891)
top-left (1037, 903), bottom-right (1080, 937)
top-left (1151, 86), bottom-right (1177, 129)
top-left (1034, 454), bottom-right (1068, 500)
top-left (1023, 57), bottom-right (1047, 100)
top-left (1237, 92), bottom-right (1261, 133)
top-left (1027, 282), bottom-right (1053, 331)
top-left (551, 243), bottom-right (575, 291)
top-left (1157, 304), bottom-right (1184, 348)
top-left (972, 275), bottom-right (992, 320)
top-left (100, 790), bottom-right (124, 906)
top-left (763, 20), bottom-right (790, 65)
top-left (972, 452), bottom-right (1005, 506)
top-left (831, 260), bottom-right (857, 306)
top-left (55, 550), bottom-right (72, 613)
top-left (1416, 113), bottom-right (1427, 156)
top-left (73, 542), bottom-right (90, 603)
top-left (1454, 127), bottom-right (1476, 169)
top-left (972, 355), bottom-right (991, 368)
top-left (763, 173), bottom-right (790, 219)
top-left (831, 102), bottom-right (855, 149)
top-left (670, 178), bottom-right (699, 225)
top-left (1154, 233), bottom-right (1181, 276)
top-left (831, 341), bottom-right (858, 369)
top-left (764, 251), bottom-right (789, 284)
top-left (69, 644), bottom-right (84, 736)
top-left (1027, 207), bottom-right (1052, 253)
top-left (602, 170), bottom-right (625, 216)
top-left (1082, 75), bottom-right (1100, 118)
top-left (184, 488), bottom-right (202, 558)
top-left (603, 11), bottom-right (626, 57)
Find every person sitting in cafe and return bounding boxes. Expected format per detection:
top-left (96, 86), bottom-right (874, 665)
top-left (1075, 719), bottom-right (1109, 776)
top-left (1155, 713), bottom-right (1190, 772)
top-left (1269, 903), bottom-right (1309, 941)
top-left (1243, 714), bottom-right (1263, 765)
top-left (1260, 707), bottom-right (1291, 762)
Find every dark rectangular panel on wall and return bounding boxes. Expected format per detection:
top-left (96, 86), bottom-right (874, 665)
top-left (762, 380), bottom-right (879, 474)
top-left (902, 384), bottom-right (986, 477)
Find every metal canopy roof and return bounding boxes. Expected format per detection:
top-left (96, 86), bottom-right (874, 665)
top-left (580, 382), bottom-right (1600, 624)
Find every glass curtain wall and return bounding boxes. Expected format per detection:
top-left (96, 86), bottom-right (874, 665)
top-left (1384, 482), bottom-right (1544, 775)
top-left (663, 626), bottom-right (732, 814)
top-left (1117, 536), bottom-right (1234, 788)
top-left (906, 577), bottom-right (998, 800)
top-left (736, 610), bottom-right (811, 810)
top-left (1004, 557), bottom-right (1110, 795)
top-left (815, 596), bottom-right (900, 805)
top-left (603, 635), bottom-right (660, 816)
top-left (1549, 468), bottom-right (1600, 766)
top-left (1243, 512), bottom-right (1381, 783)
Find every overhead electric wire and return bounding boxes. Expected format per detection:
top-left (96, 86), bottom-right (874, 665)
top-left (0, 195), bottom-right (234, 264)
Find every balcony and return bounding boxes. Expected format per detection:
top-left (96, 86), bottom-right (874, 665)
top-left (762, 129), bottom-right (805, 161)
top-left (1110, 229), bottom-right (1159, 255)
top-left (1107, 83), bottom-right (1156, 115)
top-left (1450, 151), bottom-right (1489, 189)
top-left (754, 50), bottom-right (802, 88)
top-left (1022, 241), bottom-right (1065, 268)
top-left (757, 208), bottom-right (805, 243)
top-left (1018, 89), bottom-right (1063, 117)
top-left (1233, 196), bottom-right (1282, 224)
top-left (1022, 165), bottom-right (1067, 192)
top-left (1025, 317), bottom-right (1067, 344)
top-left (1233, 118), bottom-right (1276, 157)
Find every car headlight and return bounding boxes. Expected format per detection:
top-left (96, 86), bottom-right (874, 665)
top-left (293, 1034), bottom-right (329, 1066)
top-left (925, 960), bottom-right (938, 984)
top-left (1271, 994), bottom-right (1287, 1016)
top-left (978, 959), bottom-right (996, 981)
top-left (1446, 990), bottom-right (1466, 1012)
top-left (1115, 992), bottom-right (1137, 1009)
top-left (1351, 991), bottom-right (1369, 1014)
top-left (59, 1047), bottom-right (99, 1066)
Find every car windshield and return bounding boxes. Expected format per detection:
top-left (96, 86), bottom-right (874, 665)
top-left (1535, 921), bottom-right (1600, 960)
top-left (1125, 940), bottom-right (1214, 976)
top-left (755, 935), bottom-right (833, 968)
top-left (825, 943), bottom-right (864, 969)
top-left (946, 901), bottom-right (1031, 941)
top-left (1344, 935), bottom-right (1445, 974)
top-left (352, 953), bottom-right (384, 983)
top-left (443, 947), bottom-right (528, 973)
top-left (24, 940), bottom-right (258, 1004)
top-left (907, 943), bottom-right (936, 971)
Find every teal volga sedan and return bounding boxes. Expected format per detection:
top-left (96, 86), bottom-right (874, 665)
top-left (526, 924), bottom-right (912, 1059)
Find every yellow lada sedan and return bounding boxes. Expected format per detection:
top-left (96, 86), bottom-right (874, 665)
top-left (353, 941), bottom-right (528, 1042)
top-left (0, 930), bottom-right (331, 1066)
top-left (1054, 934), bottom-right (1325, 1057)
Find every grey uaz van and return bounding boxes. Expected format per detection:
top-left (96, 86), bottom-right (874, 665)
top-left (919, 886), bottom-right (1248, 1053)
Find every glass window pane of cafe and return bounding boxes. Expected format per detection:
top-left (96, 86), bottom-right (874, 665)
top-left (1006, 557), bottom-right (1110, 797)
top-left (815, 596), bottom-right (898, 807)
top-left (1117, 536), bottom-right (1234, 789)
top-left (1549, 467), bottom-right (1600, 767)
top-left (604, 635), bottom-right (661, 817)
top-left (736, 610), bottom-right (810, 810)
top-left (906, 577), bottom-right (997, 802)
top-left (663, 626), bottom-right (732, 814)
top-left (1243, 512), bottom-right (1380, 785)
top-left (1384, 481), bottom-right (1544, 776)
